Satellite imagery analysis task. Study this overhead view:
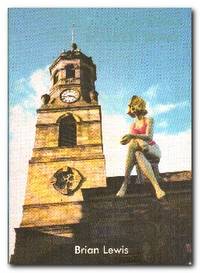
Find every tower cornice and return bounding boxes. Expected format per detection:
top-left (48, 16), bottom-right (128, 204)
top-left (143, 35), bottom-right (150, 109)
top-left (37, 105), bottom-right (101, 113)
top-left (49, 50), bottom-right (96, 74)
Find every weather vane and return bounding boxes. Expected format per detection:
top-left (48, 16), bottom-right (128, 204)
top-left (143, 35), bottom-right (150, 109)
top-left (71, 23), bottom-right (75, 45)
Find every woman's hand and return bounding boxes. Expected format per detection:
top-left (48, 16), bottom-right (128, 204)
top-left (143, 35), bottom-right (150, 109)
top-left (120, 134), bottom-right (134, 145)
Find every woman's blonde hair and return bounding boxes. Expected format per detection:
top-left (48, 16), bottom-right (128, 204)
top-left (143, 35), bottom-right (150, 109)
top-left (129, 96), bottom-right (148, 115)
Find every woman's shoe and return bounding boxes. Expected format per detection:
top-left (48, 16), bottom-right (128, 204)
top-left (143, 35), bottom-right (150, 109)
top-left (116, 182), bottom-right (128, 197)
top-left (156, 190), bottom-right (166, 200)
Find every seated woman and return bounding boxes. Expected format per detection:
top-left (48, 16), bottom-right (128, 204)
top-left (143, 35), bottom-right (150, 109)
top-left (116, 96), bottom-right (166, 200)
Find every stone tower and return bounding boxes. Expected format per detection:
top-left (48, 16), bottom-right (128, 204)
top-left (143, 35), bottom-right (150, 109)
top-left (21, 43), bottom-right (106, 227)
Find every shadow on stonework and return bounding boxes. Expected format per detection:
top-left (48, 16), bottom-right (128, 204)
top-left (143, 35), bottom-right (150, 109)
top-left (11, 173), bottom-right (192, 265)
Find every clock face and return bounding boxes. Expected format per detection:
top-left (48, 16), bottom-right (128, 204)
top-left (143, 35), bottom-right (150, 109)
top-left (60, 89), bottom-right (80, 103)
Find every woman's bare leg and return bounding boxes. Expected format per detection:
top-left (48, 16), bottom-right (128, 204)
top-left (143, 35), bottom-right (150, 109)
top-left (116, 140), bottom-right (139, 197)
top-left (134, 138), bottom-right (149, 152)
top-left (135, 151), bottom-right (165, 199)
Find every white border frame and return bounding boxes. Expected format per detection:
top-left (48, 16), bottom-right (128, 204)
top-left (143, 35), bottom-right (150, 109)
top-left (1, 1), bottom-right (198, 272)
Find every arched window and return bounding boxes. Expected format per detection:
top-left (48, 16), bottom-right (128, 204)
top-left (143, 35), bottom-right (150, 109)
top-left (58, 115), bottom-right (77, 147)
top-left (66, 64), bottom-right (75, 79)
top-left (53, 71), bottom-right (59, 85)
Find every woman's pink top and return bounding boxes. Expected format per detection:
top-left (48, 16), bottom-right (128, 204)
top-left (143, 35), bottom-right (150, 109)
top-left (130, 120), bottom-right (156, 146)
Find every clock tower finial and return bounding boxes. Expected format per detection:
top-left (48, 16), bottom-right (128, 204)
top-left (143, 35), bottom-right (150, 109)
top-left (71, 24), bottom-right (78, 51)
top-left (71, 23), bottom-right (75, 44)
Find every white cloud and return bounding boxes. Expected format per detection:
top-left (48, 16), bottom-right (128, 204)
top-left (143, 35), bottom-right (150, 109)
top-left (155, 130), bottom-right (191, 172)
top-left (152, 103), bottom-right (177, 114)
top-left (9, 105), bottom-right (36, 256)
top-left (143, 85), bottom-right (189, 117)
top-left (102, 113), bottom-right (130, 176)
top-left (29, 66), bottom-right (50, 101)
top-left (16, 66), bottom-right (51, 110)
top-left (143, 84), bottom-right (158, 99)
top-left (157, 120), bottom-right (168, 128)
top-left (148, 101), bottom-right (189, 116)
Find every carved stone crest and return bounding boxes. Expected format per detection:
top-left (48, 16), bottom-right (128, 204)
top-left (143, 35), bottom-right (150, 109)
top-left (51, 167), bottom-right (85, 195)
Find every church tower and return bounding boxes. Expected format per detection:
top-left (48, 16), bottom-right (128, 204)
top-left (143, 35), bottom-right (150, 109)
top-left (21, 43), bottom-right (106, 227)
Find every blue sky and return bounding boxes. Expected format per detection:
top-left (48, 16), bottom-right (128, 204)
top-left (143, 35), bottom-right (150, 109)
top-left (9, 8), bottom-right (191, 134)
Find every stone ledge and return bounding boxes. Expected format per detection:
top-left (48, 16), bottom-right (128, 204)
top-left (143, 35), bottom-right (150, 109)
top-left (37, 105), bottom-right (101, 113)
top-left (29, 154), bottom-right (105, 163)
top-left (36, 120), bottom-right (101, 127)
top-left (33, 143), bottom-right (103, 151)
